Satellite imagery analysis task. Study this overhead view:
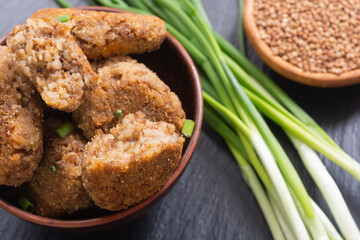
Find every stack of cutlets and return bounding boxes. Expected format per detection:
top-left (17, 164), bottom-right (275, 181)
top-left (0, 8), bottom-right (186, 217)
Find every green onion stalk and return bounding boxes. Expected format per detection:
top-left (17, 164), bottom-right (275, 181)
top-left (238, 0), bottom-right (246, 55)
top-left (290, 135), bottom-right (360, 240)
top-left (87, 0), bottom-right (99, 6)
top-left (269, 194), bottom-right (296, 240)
top-left (55, 0), bottom-right (72, 8)
top-left (228, 143), bottom-right (285, 240)
top-left (312, 201), bottom-right (344, 240)
top-left (56, 0), bottom-right (360, 239)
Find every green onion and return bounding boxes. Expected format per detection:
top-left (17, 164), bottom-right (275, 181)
top-left (116, 109), bottom-right (122, 119)
top-left (55, 0), bottom-right (72, 8)
top-left (228, 144), bottom-right (286, 240)
top-left (289, 189), bottom-right (328, 240)
top-left (55, 15), bottom-right (70, 23)
top-left (238, 0), bottom-right (246, 55)
top-left (269, 193), bottom-right (296, 240)
top-left (18, 196), bottom-right (35, 213)
top-left (87, 0), bottom-right (99, 6)
top-left (312, 201), bottom-right (344, 240)
top-left (56, 123), bottom-right (73, 138)
top-left (181, 119), bottom-right (195, 138)
top-left (191, 0), bottom-right (212, 28)
top-left (290, 135), bottom-right (360, 239)
top-left (96, 0), bottom-right (148, 14)
top-left (50, 165), bottom-right (57, 172)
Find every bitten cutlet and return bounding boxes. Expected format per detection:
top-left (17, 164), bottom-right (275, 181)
top-left (82, 112), bottom-right (184, 211)
top-left (73, 56), bottom-right (185, 140)
top-left (28, 118), bottom-right (92, 217)
top-left (0, 46), bottom-right (43, 187)
top-left (32, 8), bottom-right (167, 59)
top-left (7, 17), bottom-right (99, 112)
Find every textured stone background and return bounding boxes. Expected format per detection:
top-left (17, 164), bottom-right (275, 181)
top-left (0, 0), bottom-right (359, 239)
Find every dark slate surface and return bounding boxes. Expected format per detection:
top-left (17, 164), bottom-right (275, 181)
top-left (1, 0), bottom-right (359, 239)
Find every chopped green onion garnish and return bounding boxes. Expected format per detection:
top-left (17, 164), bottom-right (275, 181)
top-left (55, 15), bottom-right (70, 23)
top-left (182, 119), bottom-right (195, 138)
top-left (18, 196), bottom-right (35, 213)
top-left (56, 123), bottom-right (73, 138)
top-left (50, 165), bottom-right (57, 172)
top-left (116, 109), bottom-right (122, 119)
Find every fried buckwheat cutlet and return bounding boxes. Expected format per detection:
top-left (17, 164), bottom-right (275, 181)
top-left (0, 46), bottom-right (43, 187)
top-left (32, 8), bottom-right (167, 59)
top-left (28, 118), bottom-right (92, 217)
top-left (82, 112), bottom-right (184, 211)
top-left (7, 17), bottom-right (99, 112)
top-left (73, 56), bottom-right (185, 140)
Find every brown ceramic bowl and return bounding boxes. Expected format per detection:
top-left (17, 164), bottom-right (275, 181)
top-left (243, 0), bottom-right (360, 87)
top-left (0, 6), bottom-right (203, 232)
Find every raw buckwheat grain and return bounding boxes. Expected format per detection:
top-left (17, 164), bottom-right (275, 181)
top-left (254, 0), bottom-right (360, 74)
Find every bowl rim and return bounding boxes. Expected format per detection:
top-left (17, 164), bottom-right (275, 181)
top-left (0, 6), bottom-right (203, 229)
top-left (243, 0), bottom-right (360, 88)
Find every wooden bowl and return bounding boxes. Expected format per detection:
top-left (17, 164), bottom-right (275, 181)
top-left (243, 0), bottom-right (360, 87)
top-left (0, 6), bottom-right (203, 232)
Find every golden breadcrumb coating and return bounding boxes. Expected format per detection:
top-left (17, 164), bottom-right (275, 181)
top-left (28, 118), bottom-right (92, 217)
top-left (73, 56), bottom-right (185, 140)
top-left (82, 112), bottom-right (184, 211)
top-left (7, 17), bottom-right (99, 112)
top-left (0, 46), bottom-right (43, 187)
top-left (32, 8), bottom-right (167, 59)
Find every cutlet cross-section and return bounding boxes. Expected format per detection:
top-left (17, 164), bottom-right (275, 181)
top-left (82, 112), bottom-right (184, 211)
top-left (0, 46), bottom-right (43, 187)
top-left (73, 56), bottom-right (185, 140)
top-left (7, 17), bottom-right (99, 112)
top-left (28, 118), bottom-right (92, 217)
top-left (32, 8), bottom-right (167, 59)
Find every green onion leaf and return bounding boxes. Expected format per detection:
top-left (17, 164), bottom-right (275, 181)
top-left (55, 15), bottom-right (70, 23)
top-left (50, 165), bottom-right (57, 172)
top-left (238, 0), bottom-right (246, 55)
top-left (182, 119), bottom-right (195, 138)
top-left (116, 109), bottom-right (122, 119)
top-left (87, 0), bottom-right (99, 6)
top-left (18, 196), bottom-right (35, 213)
top-left (55, 0), bottom-right (72, 8)
top-left (56, 123), bottom-right (74, 138)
